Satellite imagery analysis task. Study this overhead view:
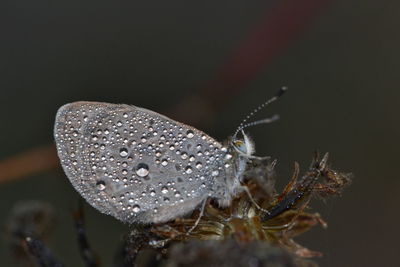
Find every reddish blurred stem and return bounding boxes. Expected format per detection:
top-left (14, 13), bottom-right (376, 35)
top-left (205, 0), bottom-right (330, 103)
top-left (0, 145), bottom-right (59, 183)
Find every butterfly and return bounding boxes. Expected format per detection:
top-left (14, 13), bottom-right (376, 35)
top-left (54, 88), bottom-right (286, 224)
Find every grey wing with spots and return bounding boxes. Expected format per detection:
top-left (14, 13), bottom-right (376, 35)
top-left (54, 101), bottom-right (229, 224)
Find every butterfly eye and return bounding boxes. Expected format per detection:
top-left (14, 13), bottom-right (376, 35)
top-left (233, 140), bottom-right (247, 154)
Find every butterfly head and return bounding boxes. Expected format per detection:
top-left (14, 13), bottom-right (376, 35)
top-left (231, 130), bottom-right (255, 157)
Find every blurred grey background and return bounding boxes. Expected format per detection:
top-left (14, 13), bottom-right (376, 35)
top-left (0, 0), bottom-right (398, 266)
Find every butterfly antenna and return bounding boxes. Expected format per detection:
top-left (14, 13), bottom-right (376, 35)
top-left (233, 87), bottom-right (288, 139)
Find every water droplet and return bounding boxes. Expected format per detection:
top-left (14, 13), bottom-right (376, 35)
top-left (211, 170), bottom-right (219, 176)
top-left (225, 154), bottom-right (233, 160)
top-left (161, 187), bottom-right (169, 194)
top-left (119, 148), bottom-right (129, 157)
top-left (136, 163), bottom-right (149, 177)
top-left (132, 205), bottom-right (141, 213)
top-left (186, 130), bottom-right (194, 138)
top-left (161, 159), bottom-right (168, 166)
top-left (185, 166), bottom-right (193, 174)
top-left (196, 162), bottom-right (203, 169)
top-left (181, 152), bottom-right (188, 159)
top-left (129, 140), bottom-right (137, 147)
top-left (96, 181), bottom-right (106, 191)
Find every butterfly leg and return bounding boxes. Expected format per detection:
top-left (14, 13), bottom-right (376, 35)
top-left (186, 198), bottom-right (207, 236)
top-left (148, 198), bottom-right (207, 249)
top-left (239, 185), bottom-right (271, 215)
